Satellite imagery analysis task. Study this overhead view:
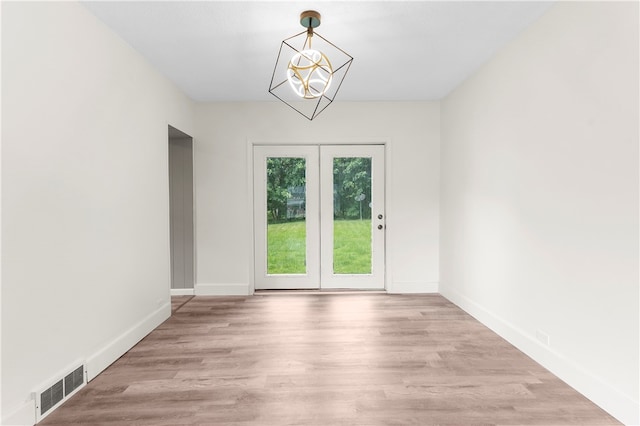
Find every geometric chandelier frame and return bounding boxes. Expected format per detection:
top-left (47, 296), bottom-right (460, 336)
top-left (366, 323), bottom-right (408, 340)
top-left (268, 11), bottom-right (353, 120)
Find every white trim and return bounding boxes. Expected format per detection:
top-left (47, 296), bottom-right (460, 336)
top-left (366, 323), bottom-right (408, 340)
top-left (383, 138), bottom-right (393, 294)
top-left (170, 288), bottom-right (195, 296)
top-left (2, 400), bottom-right (36, 426)
top-left (246, 138), bottom-right (256, 294)
top-left (195, 283), bottom-right (250, 296)
top-left (191, 133), bottom-right (198, 294)
top-left (86, 302), bottom-right (170, 381)
top-left (249, 137), bottom-right (390, 147)
top-left (441, 288), bottom-right (639, 426)
top-left (256, 290), bottom-right (387, 295)
top-left (247, 139), bottom-right (392, 292)
top-left (387, 281), bottom-right (439, 294)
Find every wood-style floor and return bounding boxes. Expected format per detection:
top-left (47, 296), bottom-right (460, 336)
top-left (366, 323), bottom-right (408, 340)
top-left (40, 294), bottom-right (620, 425)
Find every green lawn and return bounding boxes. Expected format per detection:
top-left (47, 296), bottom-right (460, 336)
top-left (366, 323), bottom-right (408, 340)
top-left (267, 221), bottom-right (306, 274)
top-left (333, 220), bottom-right (372, 274)
top-left (267, 219), bottom-right (372, 274)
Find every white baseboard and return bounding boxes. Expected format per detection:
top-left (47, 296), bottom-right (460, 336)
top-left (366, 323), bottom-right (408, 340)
top-left (387, 281), bottom-right (439, 294)
top-left (195, 283), bottom-right (250, 296)
top-left (170, 288), bottom-right (195, 296)
top-left (440, 288), bottom-right (639, 426)
top-left (85, 302), bottom-right (171, 381)
top-left (2, 399), bottom-right (36, 426)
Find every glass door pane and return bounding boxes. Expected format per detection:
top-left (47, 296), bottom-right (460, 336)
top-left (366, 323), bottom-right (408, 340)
top-left (332, 157), bottom-right (372, 274)
top-left (266, 157), bottom-right (306, 274)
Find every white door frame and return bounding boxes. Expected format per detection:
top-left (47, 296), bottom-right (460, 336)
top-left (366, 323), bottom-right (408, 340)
top-left (250, 142), bottom-right (387, 292)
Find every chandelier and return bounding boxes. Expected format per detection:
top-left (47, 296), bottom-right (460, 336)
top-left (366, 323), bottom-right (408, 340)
top-left (268, 10), bottom-right (353, 120)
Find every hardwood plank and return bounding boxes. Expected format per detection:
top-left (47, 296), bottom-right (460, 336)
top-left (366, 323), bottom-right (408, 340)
top-left (171, 295), bottom-right (194, 314)
top-left (39, 294), bottom-right (620, 425)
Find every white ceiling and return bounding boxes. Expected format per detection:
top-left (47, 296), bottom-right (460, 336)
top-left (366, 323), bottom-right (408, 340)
top-left (82, 1), bottom-right (554, 102)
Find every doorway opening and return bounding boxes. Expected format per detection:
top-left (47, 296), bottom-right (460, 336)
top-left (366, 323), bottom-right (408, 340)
top-left (168, 125), bottom-right (194, 295)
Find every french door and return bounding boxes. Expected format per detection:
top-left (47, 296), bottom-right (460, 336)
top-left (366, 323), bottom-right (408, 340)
top-left (253, 145), bottom-right (385, 290)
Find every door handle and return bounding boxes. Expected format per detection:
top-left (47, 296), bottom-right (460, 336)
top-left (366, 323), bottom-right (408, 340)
top-left (377, 224), bottom-right (383, 230)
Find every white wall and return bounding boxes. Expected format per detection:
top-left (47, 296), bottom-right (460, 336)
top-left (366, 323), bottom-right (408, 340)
top-left (1, 2), bottom-right (194, 424)
top-left (440, 2), bottom-right (639, 424)
top-left (193, 102), bottom-right (440, 295)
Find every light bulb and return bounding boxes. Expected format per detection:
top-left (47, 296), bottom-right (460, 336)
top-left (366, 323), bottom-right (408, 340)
top-left (287, 49), bottom-right (333, 99)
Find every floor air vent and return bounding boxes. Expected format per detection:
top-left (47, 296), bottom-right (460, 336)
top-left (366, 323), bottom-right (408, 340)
top-left (34, 362), bottom-right (86, 422)
top-left (64, 365), bottom-right (85, 396)
top-left (39, 379), bottom-right (64, 415)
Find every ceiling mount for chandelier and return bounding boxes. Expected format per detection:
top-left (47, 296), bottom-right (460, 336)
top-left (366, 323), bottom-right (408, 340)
top-left (268, 10), bottom-right (353, 120)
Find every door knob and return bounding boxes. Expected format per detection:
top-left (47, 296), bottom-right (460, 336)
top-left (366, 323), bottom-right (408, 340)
top-left (377, 224), bottom-right (383, 230)
top-left (378, 214), bottom-right (383, 219)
